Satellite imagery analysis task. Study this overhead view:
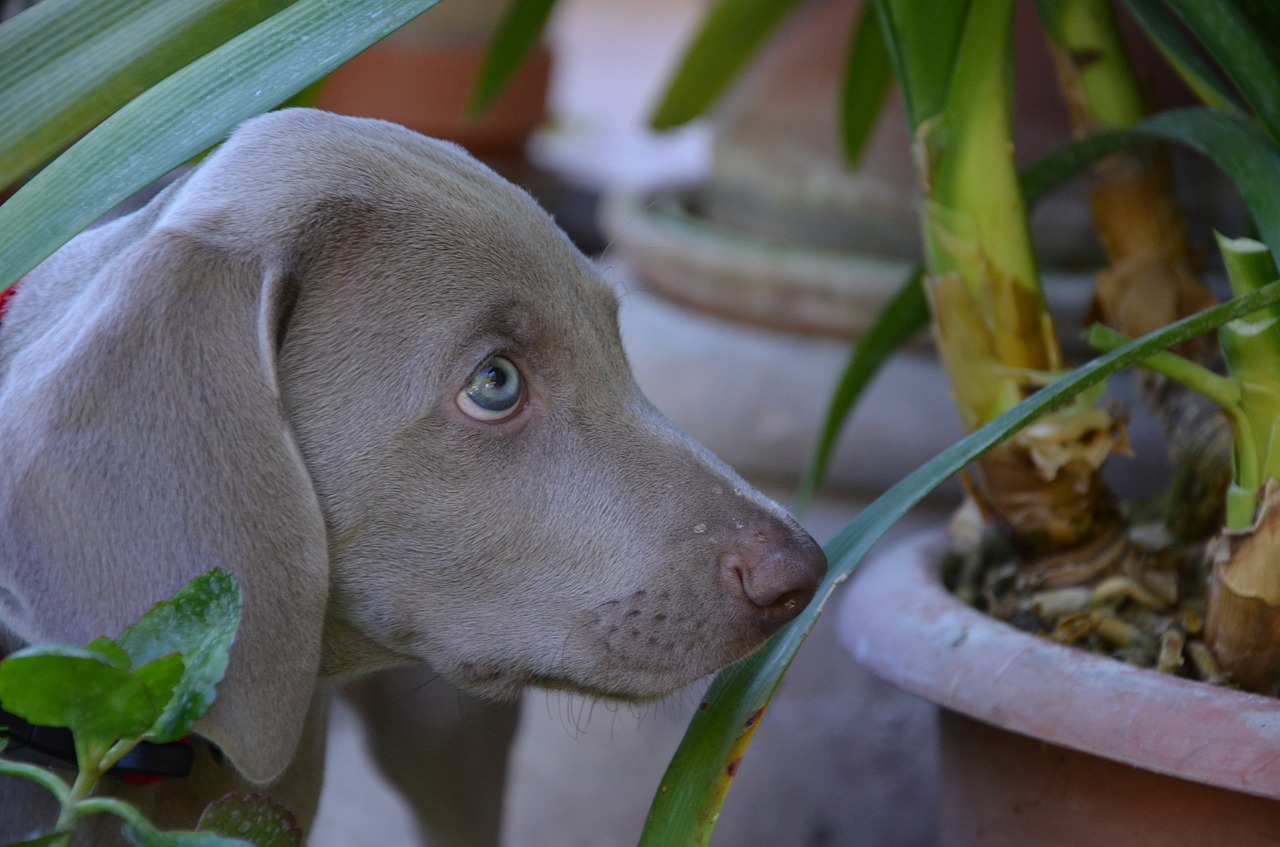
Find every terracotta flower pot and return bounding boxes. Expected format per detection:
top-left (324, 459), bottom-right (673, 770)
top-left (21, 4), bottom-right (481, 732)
top-left (315, 38), bottom-right (551, 162)
top-left (838, 528), bottom-right (1280, 847)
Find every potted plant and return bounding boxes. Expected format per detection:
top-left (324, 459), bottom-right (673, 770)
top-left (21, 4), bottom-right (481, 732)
top-left (465, 0), bottom-right (1280, 842)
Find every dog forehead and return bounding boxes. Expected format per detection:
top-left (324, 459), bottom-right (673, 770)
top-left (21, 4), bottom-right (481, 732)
top-left (164, 109), bottom-right (531, 242)
top-left (199, 111), bottom-right (622, 356)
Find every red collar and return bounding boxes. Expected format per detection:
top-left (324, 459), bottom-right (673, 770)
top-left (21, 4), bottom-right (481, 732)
top-left (0, 280), bottom-right (19, 322)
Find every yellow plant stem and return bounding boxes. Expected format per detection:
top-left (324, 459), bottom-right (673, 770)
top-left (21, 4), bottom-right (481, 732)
top-left (913, 0), bottom-right (1134, 565)
top-left (1042, 0), bottom-right (1225, 541)
top-left (1044, 0), bottom-right (1217, 343)
top-left (917, 0), bottom-right (1060, 430)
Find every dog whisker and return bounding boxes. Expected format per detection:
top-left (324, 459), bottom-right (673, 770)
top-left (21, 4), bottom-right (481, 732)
top-left (396, 672), bottom-right (444, 702)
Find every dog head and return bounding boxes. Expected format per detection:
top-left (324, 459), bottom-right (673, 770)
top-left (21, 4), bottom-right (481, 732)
top-left (0, 109), bottom-right (826, 784)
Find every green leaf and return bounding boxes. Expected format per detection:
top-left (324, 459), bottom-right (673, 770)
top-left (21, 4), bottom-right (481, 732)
top-left (198, 794), bottom-right (303, 847)
top-left (1018, 128), bottom-right (1143, 205)
top-left (0, 0), bottom-right (446, 292)
top-left (115, 569), bottom-right (241, 744)
top-left (871, 0), bottom-right (970, 130)
top-left (1231, 0), bottom-right (1280, 73)
top-left (86, 637), bottom-right (132, 670)
top-left (1161, 0), bottom-right (1280, 141)
top-left (1014, 109), bottom-right (1280, 259)
top-left (650, 0), bottom-right (805, 130)
top-left (133, 653), bottom-right (186, 721)
top-left (122, 821), bottom-right (251, 847)
top-left (468, 0), bottom-right (558, 119)
top-left (638, 280), bottom-right (1280, 846)
top-left (0, 647), bottom-right (158, 743)
top-left (1122, 0), bottom-right (1241, 114)
top-left (839, 1), bottom-right (894, 167)
top-left (0, 0), bottom-right (296, 188)
top-left (1138, 108), bottom-right (1280, 259)
top-left (795, 268), bottom-right (926, 515)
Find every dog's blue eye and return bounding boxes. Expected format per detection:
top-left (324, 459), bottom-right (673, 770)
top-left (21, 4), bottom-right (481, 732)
top-left (458, 355), bottom-right (525, 422)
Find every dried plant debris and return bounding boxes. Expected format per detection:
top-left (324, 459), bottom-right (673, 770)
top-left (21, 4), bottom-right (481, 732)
top-left (943, 515), bottom-right (1229, 687)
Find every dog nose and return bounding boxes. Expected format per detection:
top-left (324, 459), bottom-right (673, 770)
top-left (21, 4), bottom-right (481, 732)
top-left (721, 524), bottom-right (827, 635)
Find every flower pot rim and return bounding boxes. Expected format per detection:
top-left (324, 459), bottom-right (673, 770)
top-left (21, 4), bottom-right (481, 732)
top-left (600, 183), bottom-right (913, 341)
top-left (601, 183), bottom-right (1098, 344)
top-left (838, 526), bottom-right (1280, 800)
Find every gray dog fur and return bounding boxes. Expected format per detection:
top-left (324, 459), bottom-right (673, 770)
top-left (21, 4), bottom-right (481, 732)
top-left (0, 109), bottom-right (826, 844)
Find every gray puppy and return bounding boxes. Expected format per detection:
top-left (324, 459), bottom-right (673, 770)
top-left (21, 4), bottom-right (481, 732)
top-left (0, 109), bottom-right (826, 844)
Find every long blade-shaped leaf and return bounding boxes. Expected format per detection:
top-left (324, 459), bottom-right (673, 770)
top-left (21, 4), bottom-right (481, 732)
top-left (467, 0), bottom-right (558, 119)
top-left (1015, 109), bottom-right (1280, 256)
top-left (650, 0), bottom-right (805, 130)
top-left (1138, 108), bottom-right (1280, 258)
top-left (0, 0), bottom-right (443, 290)
top-left (1161, 0), bottom-right (1280, 141)
top-left (871, 0), bottom-right (969, 130)
top-left (0, 0), bottom-right (295, 187)
top-left (794, 268), bottom-right (926, 515)
top-left (638, 279), bottom-right (1280, 847)
top-left (1121, 0), bottom-right (1241, 114)
top-left (839, 0), bottom-right (894, 167)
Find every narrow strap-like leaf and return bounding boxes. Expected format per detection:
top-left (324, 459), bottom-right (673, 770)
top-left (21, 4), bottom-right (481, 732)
top-left (649, 0), bottom-right (805, 130)
top-left (0, 0), bottom-right (444, 291)
top-left (870, 0), bottom-right (970, 130)
top-left (794, 268), bottom-right (925, 516)
top-left (638, 279), bottom-right (1280, 847)
top-left (1121, 0), bottom-right (1241, 115)
top-left (1160, 0), bottom-right (1280, 142)
top-left (839, 0), bottom-right (894, 167)
top-left (467, 0), bottom-right (557, 119)
top-left (0, 0), bottom-right (295, 188)
top-left (1138, 108), bottom-right (1280, 258)
top-left (1016, 109), bottom-right (1280, 258)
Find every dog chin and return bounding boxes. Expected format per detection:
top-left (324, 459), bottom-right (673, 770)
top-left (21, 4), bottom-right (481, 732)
top-left (460, 658), bottom-right (746, 705)
top-left (444, 628), bottom-right (769, 703)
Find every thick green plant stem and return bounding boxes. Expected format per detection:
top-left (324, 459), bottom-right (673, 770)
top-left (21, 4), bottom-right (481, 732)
top-left (892, 0), bottom-right (1059, 429)
top-left (1038, 0), bottom-right (1144, 129)
top-left (1217, 235), bottom-right (1280, 527)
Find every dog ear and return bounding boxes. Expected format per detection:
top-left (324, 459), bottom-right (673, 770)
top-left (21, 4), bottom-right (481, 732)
top-left (0, 223), bottom-right (328, 785)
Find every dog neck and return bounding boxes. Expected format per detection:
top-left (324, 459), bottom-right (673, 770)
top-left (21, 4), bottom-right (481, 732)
top-left (319, 615), bottom-right (418, 681)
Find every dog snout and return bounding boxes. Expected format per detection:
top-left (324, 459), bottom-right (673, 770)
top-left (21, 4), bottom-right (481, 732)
top-left (720, 523), bottom-right (827, 636)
